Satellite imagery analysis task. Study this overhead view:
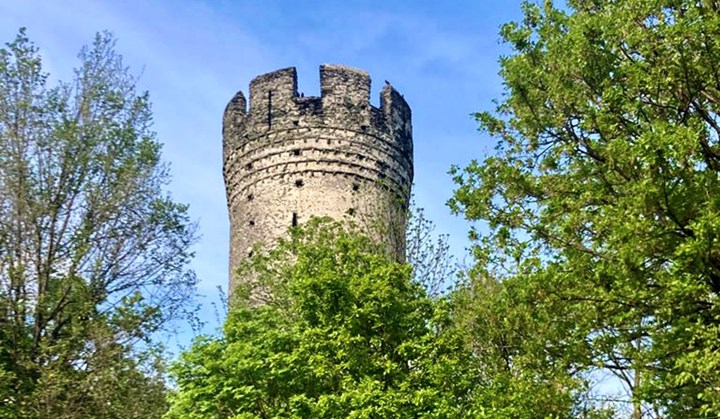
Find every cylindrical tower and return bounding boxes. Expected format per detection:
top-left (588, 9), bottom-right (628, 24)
top-left (223, 65), bottom-right (413, 290)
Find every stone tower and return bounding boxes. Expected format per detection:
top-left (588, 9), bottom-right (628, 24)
top-left (223, 65), bottom-right (413, 289)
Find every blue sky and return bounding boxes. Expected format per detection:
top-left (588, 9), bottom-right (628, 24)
top-left (1, 0), bottom-right (524, 340)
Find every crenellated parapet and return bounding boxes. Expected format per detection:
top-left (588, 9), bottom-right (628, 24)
top-left (223, 65), bottom-right (414, 291)
top-left (223, 65), bottom-right (412, 153)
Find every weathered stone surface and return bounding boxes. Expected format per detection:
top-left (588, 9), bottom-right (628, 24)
top-left (223, 65), bottom-right (413, 291)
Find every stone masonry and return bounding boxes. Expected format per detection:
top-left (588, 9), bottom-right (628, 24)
top-left (223, 65), bottom-right (413, 291)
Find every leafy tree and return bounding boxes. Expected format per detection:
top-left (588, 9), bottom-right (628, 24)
top-left (0, 29), bottom-right (196, 417)
top-left (449, 0), bottom-right (720, 417)
top-left (168, 219), bottom-right (597, 418)
top-left (448, 273), bottom-right (609, 419)
top-left (167, 219), bottom-right (474, 418)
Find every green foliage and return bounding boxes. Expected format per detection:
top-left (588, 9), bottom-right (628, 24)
top-left (168, 219), bottom-right (465, 418)
top-left (449, 275), bottom-right (594, 419)
top-left (449, 0), bottom-right (720, 416)
top-left (0, 29), bottom-right (196, 417)
top-left (168, 219), bottom-right (594, 418)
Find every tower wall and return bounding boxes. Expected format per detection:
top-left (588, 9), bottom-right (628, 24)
top-left (223, 65), bottom-right (413, 290)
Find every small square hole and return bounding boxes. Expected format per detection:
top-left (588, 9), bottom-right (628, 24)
top-left (295, 179), bottom-right (304, 187)
top-left (248, 194), bottom-right (254, 201)
top-left (352, 183), bottom-right (359, 191)
top-left (292, 149), bottom-right (301, 156)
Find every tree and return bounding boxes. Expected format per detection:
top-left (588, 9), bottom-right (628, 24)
top-left (0, 29), bottom-right (196, 417)
top-left (404, 201), bottom-right (456, 297)
top-left (167, 219), bottom-right (475, 418)
top-left (168, 219), bottom-right (599, 418)
top-left (449, 1), bottom-right (720, 417)
top-left (448, 272), bottom-right (612, 419)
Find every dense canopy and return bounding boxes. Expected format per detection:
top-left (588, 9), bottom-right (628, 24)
top-left (450, 0), bottom-right (720, 416)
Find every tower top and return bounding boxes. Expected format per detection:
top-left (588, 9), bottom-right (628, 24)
top-left (223, 65), bottom-right (412, 159)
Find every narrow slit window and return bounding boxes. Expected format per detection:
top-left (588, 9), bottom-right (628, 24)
top-left (267, 90), bottom-right (273, 128)
top-left (292, 212), bottom-right (298, 227)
